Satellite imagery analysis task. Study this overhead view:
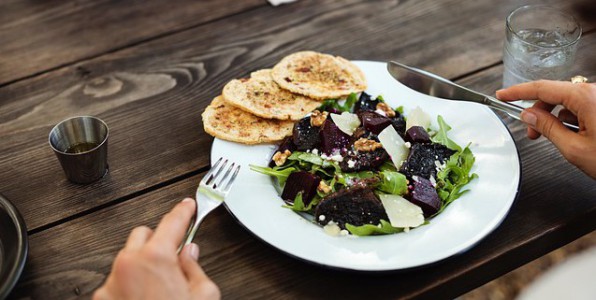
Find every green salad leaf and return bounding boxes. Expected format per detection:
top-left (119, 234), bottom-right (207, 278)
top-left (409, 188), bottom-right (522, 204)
top-left (432, 115), bottom-right (462, 151)
top-left (249, 165), bottom-right (297, 186)
top-left (287, 151), bottom-right (341, 173)
top-left (378, 171), bottom-right (408, 195)
top-left (435, 144), bottom-right (478, 214)
top-left (284, 192), bottom-right (319, 212)
top-left (317, 92), bottom-right (359, 113)
top-left (345, 220), bottom-right (403, 236)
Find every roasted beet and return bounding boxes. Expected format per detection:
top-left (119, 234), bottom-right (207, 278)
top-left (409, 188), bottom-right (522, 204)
top-left (293, 117), bottom-right (321, 151)
top-left (269, 137), bottom-right (297, 167)
top-left (281, 171), bottom-right (321, 206)
top-left (357, 111), bottom-right (392, 134)
top-left (405, 126), bottom-right (431, 144)
top-left (340, 148), bottom-right (389, 172)
top-left (391, 114), bottom-right (407, 137)
top-left (315, 185), bottom-right (388, 229)
top-left (354, 92), bottom-right (381, 113)
top-left (400, 143), bottom-right (456, 180)
top-left (319, 119), bottom-right (351, 154)
top-left (407, 177), bottom-right (441, 217)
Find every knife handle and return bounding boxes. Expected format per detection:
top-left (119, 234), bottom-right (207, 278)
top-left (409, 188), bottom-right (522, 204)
top-left (484, 96), bottom-right (580, 132)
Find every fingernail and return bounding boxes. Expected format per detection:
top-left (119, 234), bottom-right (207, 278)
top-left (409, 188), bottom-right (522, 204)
top-left (187, 243), bottom-right (199, 260)
top-left (496, 89), bottom-right (504, 94)
top-left (182, 197), bottom-right (194, 203)
top-left (521, 110), bottom-right (537, 127)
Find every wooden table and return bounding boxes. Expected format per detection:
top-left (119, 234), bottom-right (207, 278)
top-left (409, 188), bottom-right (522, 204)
top-left (1, 1), bottom-right (595, 299)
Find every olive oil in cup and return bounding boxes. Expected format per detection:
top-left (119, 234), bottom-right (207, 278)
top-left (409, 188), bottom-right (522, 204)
top-left (49, 116), bottom-right (109, 184)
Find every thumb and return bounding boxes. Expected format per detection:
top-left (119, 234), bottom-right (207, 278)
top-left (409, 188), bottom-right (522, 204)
top-left (180, 243), bottom-right (221, 299)
top-left (521, 108), bottom-right (577, 150)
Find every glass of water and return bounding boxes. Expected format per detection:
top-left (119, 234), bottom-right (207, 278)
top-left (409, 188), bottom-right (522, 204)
top-left (502, 5), bottom-right (582, 91)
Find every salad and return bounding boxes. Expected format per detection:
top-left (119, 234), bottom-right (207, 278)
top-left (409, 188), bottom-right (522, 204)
top-left (251, 92), bottom-right (477, 236)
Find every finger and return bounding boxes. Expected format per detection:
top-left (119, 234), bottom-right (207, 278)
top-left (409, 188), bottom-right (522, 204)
top-left (526, 101), bottom-right (557, 139)
top-left (179, 243), bottom-right (221, 299)
top-left (558, 108), bottom-right (578, 125)
top-left (496, 80), bottom-right (584, 115)
top-left (179, 243), bottom-right (207, 281)
top-left (521, 107), bottom-right (578, 149)
top-left (149, 198), bottom-right (196, 250)
top-left (124, 226), bottom-right (153, 251)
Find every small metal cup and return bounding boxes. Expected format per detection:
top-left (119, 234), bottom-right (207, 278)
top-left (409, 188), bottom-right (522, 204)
top-left (48, 116), bottom-right (109, 184)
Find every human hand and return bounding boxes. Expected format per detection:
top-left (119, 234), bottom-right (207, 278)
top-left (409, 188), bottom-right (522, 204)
top-left (93, 198), bottom-right (220, 300)
top-left (496, 80), bottom-right (596, 179)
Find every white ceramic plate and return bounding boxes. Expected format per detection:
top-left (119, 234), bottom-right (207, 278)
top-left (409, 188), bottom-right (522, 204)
top-left (211, 61), bottom-right (520, 271)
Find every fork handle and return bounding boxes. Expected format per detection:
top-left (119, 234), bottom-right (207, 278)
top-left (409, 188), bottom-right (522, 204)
top-left (484, 96), bottom-right (579, 132)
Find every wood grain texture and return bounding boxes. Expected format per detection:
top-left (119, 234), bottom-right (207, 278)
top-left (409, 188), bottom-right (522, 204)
top-left (0, 0), bottom-right (590, 231)
top-left (7, 165), bottom-right (594, 300)
top-left (0, 0), bottom-right (265, 85)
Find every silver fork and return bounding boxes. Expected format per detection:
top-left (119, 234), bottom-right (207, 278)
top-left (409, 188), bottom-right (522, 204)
top-left (178, 157), bottom-right (241, 252)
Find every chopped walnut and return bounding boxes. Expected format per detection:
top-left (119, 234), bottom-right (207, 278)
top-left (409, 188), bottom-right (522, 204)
top-left (310, 110), bottom-right (328, 127)
top-left (354, 138), bottom-right (383, 152)
top-left (376, 102), bottom-right (396, 117)
top-left (318, 181), bottom-right (332, 194)
top-left (272, 150), bottom-right (291, 166)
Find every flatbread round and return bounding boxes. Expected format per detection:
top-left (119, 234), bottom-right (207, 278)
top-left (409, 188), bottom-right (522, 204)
top-left (202, 96), bottom-right (293, 144)
top-left (271, 51), bottom-right (367, 100)
top-left (222, 69), bottom-right (322, 121)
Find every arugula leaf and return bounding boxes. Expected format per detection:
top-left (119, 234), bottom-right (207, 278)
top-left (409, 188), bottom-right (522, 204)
top-left (249, 165), bottom-right (297, 186)
top-left (345, 220), bottom-right (403, 236)
top-left (288, 151), bottom-right (341, 173)
top-left (379, 161), bottom-right (397, 172)
top-left (336, 171), bottom-right (376, 186)
top-left (432, 115), bottom-right (462, 151)
top-left (435, 145), bottom-right (478, 214)
top-left (378, 171), bottom-right (408, 195)
top-left (284, 192), bottom-right (319, 212)
top-left (317, 92), bottom-right (359, 113)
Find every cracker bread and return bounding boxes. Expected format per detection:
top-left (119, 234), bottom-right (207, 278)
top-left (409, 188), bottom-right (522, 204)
top-left (222, 69), bottom-right (321, 120)
top-left (202, 96), bottom-right (293, 144)
top-left (271, 51), bottom-right (367, 100)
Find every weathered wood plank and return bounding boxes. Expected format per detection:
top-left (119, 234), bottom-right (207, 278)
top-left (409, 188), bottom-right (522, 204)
top-left (0, 0), bottom-right (591, 231)
top-left (8, 161), bottom-right (594, 299)
top-left (0, 0), bottom-right (265, 85)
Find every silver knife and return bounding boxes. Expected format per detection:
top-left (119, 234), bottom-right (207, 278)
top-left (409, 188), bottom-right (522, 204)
top-left (387, 61), bottom-right (579, 132)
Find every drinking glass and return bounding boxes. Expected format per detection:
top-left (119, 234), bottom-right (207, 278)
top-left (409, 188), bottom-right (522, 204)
top-left (502, 5), bottom-right (582, 90)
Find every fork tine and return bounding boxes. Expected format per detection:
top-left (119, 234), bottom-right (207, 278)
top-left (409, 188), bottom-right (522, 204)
top-left (200, 157), bottom-right (223, 185)
top-left (222, 165), bottom-right (241, 193)
top-left (207, 159), bottom-right (228, 186)
top-left (215, 162), bottom-right (235, 189)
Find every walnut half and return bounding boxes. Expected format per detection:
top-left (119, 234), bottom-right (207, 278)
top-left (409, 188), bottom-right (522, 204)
top-left (354, 138), bottom-right (383, 152)
top-left (272, 150), bottom-right (292, 166)
top-left (310, 110), bottom-right (328, 127)
top-left (376, 102), bottom-right (396, 117)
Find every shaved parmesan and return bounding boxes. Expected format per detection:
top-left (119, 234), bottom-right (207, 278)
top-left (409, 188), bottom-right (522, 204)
top-left (406, 106), bottom-right (431, 130)
top-left (379, 194), bottom-right (424, 228)
top-left (330, 112), bottom-right (361, 135)
top-left (378, 125), bottom-right (409, 169)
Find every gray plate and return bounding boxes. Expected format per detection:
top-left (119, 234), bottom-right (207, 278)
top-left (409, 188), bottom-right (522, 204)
top-left (0, 194), bottom-right (28, 299)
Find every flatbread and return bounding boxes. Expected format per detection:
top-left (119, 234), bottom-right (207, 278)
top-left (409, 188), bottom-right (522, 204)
top-left (202, 96), bottom-right (293, 144)
top-left (222, 69), bottom-right (322, 120)
top-left (271, 51), bottom-right (367, 100)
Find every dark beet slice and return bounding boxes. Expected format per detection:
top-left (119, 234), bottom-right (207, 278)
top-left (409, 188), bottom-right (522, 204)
top-left (268, 136), bottom-right (297, 167)
top-left (339, 148), bottom-right (389, 172)
top-left (315, 185), bottom-right (388, 229)
top-left (293, 117), bottom-right (321, 151)
top-left (319, 119), bottom-right (351, 154)
top-left (357, 111), bottom-right (392, 134)
top-left (354, 92), bottom-right (381, 113)
top-left (281, 171), bottom-right (321, 207)
top-left (405, 126), bottom-right (431, 144)
top-left (400, 143), bottom-right (456, 180)
top-left (391, 114), bottom-right (407, 137)
top-left (407, 177), bottom-right (441, 217)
